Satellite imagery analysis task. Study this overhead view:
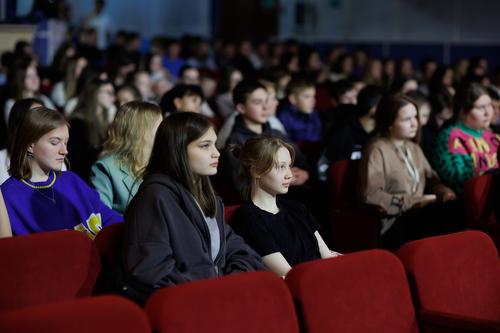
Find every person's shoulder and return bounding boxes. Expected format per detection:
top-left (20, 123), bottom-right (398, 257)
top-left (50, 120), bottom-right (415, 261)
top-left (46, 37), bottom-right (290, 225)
top-left (1, 176), bottom-right (21, 192)
top-left (95, 155), bottom-right (120, 169)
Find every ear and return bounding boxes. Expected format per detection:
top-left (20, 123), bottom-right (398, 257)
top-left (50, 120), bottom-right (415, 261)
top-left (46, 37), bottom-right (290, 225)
top-left (289, 94), bottom-right (297, 105)
top-left (236, 103), bottom-right (246, 115)
top-left (27, 144), bottom-right (34, 154)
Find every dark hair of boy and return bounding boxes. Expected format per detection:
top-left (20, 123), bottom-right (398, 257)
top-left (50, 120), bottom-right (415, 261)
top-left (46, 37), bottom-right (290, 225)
top-left (329, 79), bottom-right (355, 103)
top-left (232, 79), bottom-right (266, 107)
top-left (285, 78), bottom-right (315, 97)
top-left (159, 84), bottom-right (203, 113)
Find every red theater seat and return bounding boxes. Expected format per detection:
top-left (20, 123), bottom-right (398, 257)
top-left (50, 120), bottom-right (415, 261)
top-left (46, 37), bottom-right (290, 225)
top-left (145, 271), bottom-right (299, 333)
top-left (93, 222), bottom-right (125, 294)
top-left (224, 204), bottom-right (241, 222)
top-left (398, 231), bottom-right (500, 332)
top-left (0, 230), bottom-right (100, 312)
top-left (463, 173), bottom-right (500, 250)
top-left (328, 159), bottom-right (385, 252)
top-left (286, 250), bottom-right (419, 333)
top-left (0, 295), bottom-right (150, 333)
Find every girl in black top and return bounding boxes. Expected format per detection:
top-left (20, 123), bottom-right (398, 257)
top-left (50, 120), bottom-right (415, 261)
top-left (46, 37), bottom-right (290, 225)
top-left (121, 112), bottom-right (264, 303)
top-left (230, 136), bottom-right (340, 277)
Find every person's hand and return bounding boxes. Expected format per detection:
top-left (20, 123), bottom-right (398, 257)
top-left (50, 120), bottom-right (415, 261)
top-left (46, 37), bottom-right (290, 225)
top-left (413, 194), bottom-right (437, 209)
top-left (436, 189), bottom-right (457, 202)
top-left (290, 167), bottom-right (309, 186)
top-left (330, 250), bottom-right (342, 257)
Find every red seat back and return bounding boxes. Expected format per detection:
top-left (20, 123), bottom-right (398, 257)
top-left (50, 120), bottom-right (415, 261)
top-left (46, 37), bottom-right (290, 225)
top-left (328, 159), bottom-right (360, 204)
top-left (463, 173), bottom-right (495, 224)
top-left (0, 230), bottom-right (100, 311)
top-left (0, 295), bottom-right (150, 333)
top-left (224, 204), bottom-right (241, 222)
top-left (146, 271), bottom-right (299, 333)
top-left (93, 222), bottom-right (125, 294)
top-left (398, 231), bottom-right (500, 322)
top-left (286, 250), bottom-right (419, 333)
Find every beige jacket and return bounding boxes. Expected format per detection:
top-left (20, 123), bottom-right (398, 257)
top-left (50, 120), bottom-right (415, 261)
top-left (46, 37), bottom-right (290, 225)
top-left (359, 138), bottom-right (448, 232)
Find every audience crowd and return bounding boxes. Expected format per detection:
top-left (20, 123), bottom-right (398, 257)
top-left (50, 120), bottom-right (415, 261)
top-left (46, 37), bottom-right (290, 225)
top-left (0, 20), bottom-right (499, 303)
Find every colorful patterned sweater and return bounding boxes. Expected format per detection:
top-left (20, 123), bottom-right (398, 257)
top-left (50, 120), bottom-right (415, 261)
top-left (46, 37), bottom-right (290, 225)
top-left (433, 123), bottom-right (500, 193)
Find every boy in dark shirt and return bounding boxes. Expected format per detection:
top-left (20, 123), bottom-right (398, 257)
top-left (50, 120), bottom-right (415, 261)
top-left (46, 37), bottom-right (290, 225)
top-left (219, 80), bottom-right (310, 199)
top-left (277, 79), bottom-right (322, 143)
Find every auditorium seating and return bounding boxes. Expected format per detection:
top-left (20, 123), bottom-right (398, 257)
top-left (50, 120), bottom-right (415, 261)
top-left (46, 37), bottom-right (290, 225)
top-left (224, 204), bottom-right (241, 222)
top-left (286, 250), bottom-right (420, 333)
top-left (0, 295), bottom-right (151, 333)
top-left (328, 159), bottom-right (386, 252)
top-left (398, 231), bottom-right (500, 332)
top-left (93, 222), bottom-right (125, 294)
top-left (0, 230), bottom-right (100, 312)
top-left (1, 229), bottom-right (499, 332)
top-left (463, 173), bottom-right (500, 250)
top-left (145, 271), bottom-right (299, 333)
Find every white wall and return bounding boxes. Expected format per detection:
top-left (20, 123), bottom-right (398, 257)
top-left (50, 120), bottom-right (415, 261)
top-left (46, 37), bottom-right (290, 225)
top-left (278, 0), bottom-right (500, 44)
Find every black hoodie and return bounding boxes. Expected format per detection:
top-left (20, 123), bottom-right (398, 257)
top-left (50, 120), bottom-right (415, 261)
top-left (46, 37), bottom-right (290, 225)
top-left (121, 173), bottom-right (265, 301)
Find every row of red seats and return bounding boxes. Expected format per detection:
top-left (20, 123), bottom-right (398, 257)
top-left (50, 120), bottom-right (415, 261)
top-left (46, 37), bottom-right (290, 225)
top-left (0, 229), bottom-right (498, 332)
top-left (328, 159), bottom-right (500, 252)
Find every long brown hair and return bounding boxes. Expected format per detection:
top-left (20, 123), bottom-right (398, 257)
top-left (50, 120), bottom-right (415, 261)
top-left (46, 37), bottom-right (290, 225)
top-left (232, 136), bottom-right (295, 201)
top-left (9, 107), bottom-right (69, 179)
top-left (145, 112), bottom-right (217, 217)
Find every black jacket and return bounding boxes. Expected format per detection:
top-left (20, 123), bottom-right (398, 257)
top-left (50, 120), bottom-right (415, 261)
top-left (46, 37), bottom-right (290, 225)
top-left (121, 173), bottom-right (265, 301)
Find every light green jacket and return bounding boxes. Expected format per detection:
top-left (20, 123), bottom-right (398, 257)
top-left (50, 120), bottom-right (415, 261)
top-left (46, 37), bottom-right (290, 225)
top-left (90, 155), bottom-right (141, 214)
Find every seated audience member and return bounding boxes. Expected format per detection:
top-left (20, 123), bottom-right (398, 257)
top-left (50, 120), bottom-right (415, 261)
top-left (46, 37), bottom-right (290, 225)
top-left (121, 112), bottom-right (264, 303)
top-left (277, 79), bottom-right (322, 143)
top-left (215, 67), bottom-right (244, 119)
top-left (359, 94), bottom-right (464, 249)
top-left (317, 85), bottom-right (382, 181)
top-left (115, 84), bottom-right (141, 107)
top-left (230, 136), bottom-right (340, 277)
top-left (421, 91), bottom-right (454, 160)
top-left (0, 189), bottom-right (11, 237)
top-left (1, 107), bottom-right (122, 238)
top-left (68, 78), bottom-right (117, 182)
top-left (322, 79), bottom-right (358, 133)
top-left (1, 98), bottom-right (45, 184)
top-left (90, 101), bottom-right (163, 214)
top-left (487, 87), bottom-right (500, 134)
top-left (159, 84), bottom-right (203, 115)
top-left (216, 79), bottom-right (285, 150)
top-left (220, 80), bottom-right (310, 197)
top-left (434, 83), bottom-right (500, 193)
top-left (51, 55), bottom-right (88, 109)
top-left (4, 58), bottom-right (55, 124)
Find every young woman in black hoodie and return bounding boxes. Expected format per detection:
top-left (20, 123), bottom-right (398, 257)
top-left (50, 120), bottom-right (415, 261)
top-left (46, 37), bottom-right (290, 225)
top-left (121, 112), bottom-right (264, 303)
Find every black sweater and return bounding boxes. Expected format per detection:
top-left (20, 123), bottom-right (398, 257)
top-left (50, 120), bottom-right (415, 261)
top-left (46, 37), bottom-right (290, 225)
top-left (121, 173), bottom-right (265, 299)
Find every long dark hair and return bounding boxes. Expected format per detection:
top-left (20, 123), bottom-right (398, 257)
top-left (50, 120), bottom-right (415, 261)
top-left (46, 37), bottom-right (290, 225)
top-left (145, 112), bottom-right (217, 217)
